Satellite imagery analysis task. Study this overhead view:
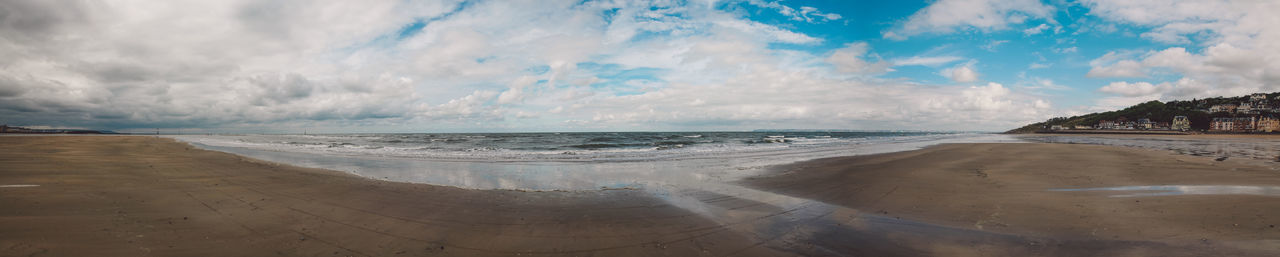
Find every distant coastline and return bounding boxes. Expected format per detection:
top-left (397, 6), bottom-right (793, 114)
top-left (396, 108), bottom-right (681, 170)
top-left (1009, 92), bottom-right (1280, 135)
top-left (1025, 129), bottom-right (1191, 135)
top-left (0, 125), bottom-right (116, 134)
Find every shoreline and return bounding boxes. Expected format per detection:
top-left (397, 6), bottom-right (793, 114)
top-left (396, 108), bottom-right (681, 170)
top-left (742, 142), bottom-right (1280, 244)
top-left (3, 136), bottom-right (1279, 256)
top-left (1018, 132), bottom-right (1280, 138)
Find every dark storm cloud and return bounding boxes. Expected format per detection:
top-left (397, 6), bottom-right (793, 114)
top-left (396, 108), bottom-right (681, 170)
top-left (0, 0), bottom-right (92, 42)
top-left (0, 75), bottom-right (27, 97)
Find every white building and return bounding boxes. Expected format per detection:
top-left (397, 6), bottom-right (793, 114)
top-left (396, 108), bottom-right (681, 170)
top-left (1239, 103), bottom-right (1256, 114)
top-left (1251, 93), bottom-right (1269, 102)
top-left (1209, 104), bottom-right (1237, 113)
top-left (1172, 116), bottom-right (1191, 131)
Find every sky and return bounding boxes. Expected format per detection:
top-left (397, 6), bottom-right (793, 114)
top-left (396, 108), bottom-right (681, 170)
top-left (2, 0), bottom-right (1279, 133)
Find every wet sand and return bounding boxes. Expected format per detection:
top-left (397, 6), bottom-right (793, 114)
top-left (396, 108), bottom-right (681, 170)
top-left (1034, 133), bottom-right (1280, 140)
top-left (0, 136), bottom-right (787, 256)
top-left (2, 136), bottom-right (1279, 256)
top-left (745, 143), bottom-right (1280, 253)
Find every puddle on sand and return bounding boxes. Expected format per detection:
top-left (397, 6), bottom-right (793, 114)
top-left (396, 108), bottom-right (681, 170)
top-left (1051, 185), bottom-right (1280, 197)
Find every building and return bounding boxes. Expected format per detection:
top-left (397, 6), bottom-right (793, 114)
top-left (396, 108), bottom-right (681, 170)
top-left (1073, 125), bottom-right (1093, 130)
top-left (1259, 116), bottom-right (1280, 133)
top-left (1050, 125), bottom-right (1066, 130)
top-left (1171, 116), bottom-right (1191, 131)
top-left (1257, 103), bottom-right (1273, 112)
top-left (1137, 118), bottom-right (1155, 129)
top-left (1209, 104), bottom-right (1238, 113)
top-left (1097, 120), bottom-right (1116, 129)
top-left (1211, 117), bottom-right (1257, 132)
top-left (1238, 103), bottom-right (1255, 114)
top-left (1251, 93), bottom-right (1269, 102)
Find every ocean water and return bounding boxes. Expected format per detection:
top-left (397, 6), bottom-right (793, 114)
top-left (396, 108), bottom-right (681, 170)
top-left (171, 132), bottom-right (1021, 191)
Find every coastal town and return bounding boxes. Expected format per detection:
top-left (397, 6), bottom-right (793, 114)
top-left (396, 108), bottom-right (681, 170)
top-left (0, 125), bottom-right (113, 134)
top-left (1043, 93), bottom-right (1280, 133)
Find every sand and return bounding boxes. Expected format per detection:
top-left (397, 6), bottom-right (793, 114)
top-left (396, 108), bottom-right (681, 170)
top-left (2, 136), bottom-right (1279, 256)
top-left (0, 136), bottom-right (783, 256)
top-left (745, 142), bottom-right (1280, 253)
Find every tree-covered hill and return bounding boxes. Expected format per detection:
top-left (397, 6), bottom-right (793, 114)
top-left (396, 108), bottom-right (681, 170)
top-left (1005, 92), bottom-right (1280, 133)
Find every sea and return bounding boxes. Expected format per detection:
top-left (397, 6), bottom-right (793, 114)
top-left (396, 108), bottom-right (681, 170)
top-left (170, 132), bottom-right (1021, 191)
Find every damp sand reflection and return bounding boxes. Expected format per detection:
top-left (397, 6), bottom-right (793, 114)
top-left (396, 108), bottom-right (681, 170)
top-left (1052, 185), bottom-right (1280, 197)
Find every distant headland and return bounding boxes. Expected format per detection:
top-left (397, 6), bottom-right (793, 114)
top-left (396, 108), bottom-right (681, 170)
top-left (0, 125), bottom-right (116, 134)
top-left (1007, 92), bottom-right (1280, 134)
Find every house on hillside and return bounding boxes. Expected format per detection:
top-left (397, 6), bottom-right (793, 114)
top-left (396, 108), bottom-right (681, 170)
top-left (1172, 116), bottom-right (1191, 131)
top-left (1251, 93), bottom-right (1269, 102)
top-left (1209, 104), bottom-right (1238, 113)
top-left (1239, 103), bottom-right (1256, 114)
top-left (1211, 117), bottom-right (1257, 132)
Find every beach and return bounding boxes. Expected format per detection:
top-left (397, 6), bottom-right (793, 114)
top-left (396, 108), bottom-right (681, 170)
top-left (3, 136), bottom-right (1279, 256)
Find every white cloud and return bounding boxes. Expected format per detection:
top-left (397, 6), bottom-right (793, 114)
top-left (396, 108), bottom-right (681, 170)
top-left (799, 6), bottom-right (843, 22)
top-left (744, 1), bottom-right (842, 23)
top-left (892, 56), bottom-right (964, 67)
top-left (1023, 23), bottom-right (1050, 35)
top-left (0, 0), bottom-right (1053, 132)
top-left (1094, 78), bottom-right (1228, 110)
top-left (981, 40), bottom-right (1010, 52)
top-left (712, 19), bottom-right (821, 44)
top-left (943, 64), bottom-right (980, 83)
top-left (1083, 1), bottom-right (1280, 103)
top-left (1098, 81), bottom-right (1160, 97)
top-left (886, 0), bottom-right (1056, 39)
top-left (825, 42), bottom-right (892, 75)
top-left (1087, 60), bottom-right (1146, 78)
top-left (1085, 51), bottom-right (1147, 78)
top-left (1021, 77), bottom-right (1069, 91)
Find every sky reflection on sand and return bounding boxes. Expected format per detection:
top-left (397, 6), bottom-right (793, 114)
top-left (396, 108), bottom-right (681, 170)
top-left (168, 135), bottom-right (1263, 255)
top-left (1051, 185), bottom-right (1280, 197)
top-left (174, 134), bottom-right (1052, 252)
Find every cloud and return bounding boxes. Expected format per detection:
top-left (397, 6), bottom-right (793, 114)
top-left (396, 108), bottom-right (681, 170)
top-left (712, 19), bottom-right (822, 44)
top-left (1098, 81), bottom-right (1160, 97)
top-left (1087, 60), bottom-right (1146, 78)
top-left (892, 56), bottom-right (964, 66)
top-left (1021, 77), bottom-right (1070, 91)
top-left (1085, 51), bottom-right (1147, 78)
top-left (825, 42), bottom-right (893, 75)
top-left (0, 0), bottom-right (1053, 132)
top-left (885, 0), bottom-right (1055, 39)
top-left (1094, 78), bottom-right (1217, 109)
top-left (943, 64), bottom-right (980, 83)
top-left (981, 40), bottom-right (1010, 52)
top-left (744, 1), bottom-right (842, 23)
top-left (1022, 23), bottom-right (1050, 35)
top-left (1083, 1), bottom-right (1280, 103)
